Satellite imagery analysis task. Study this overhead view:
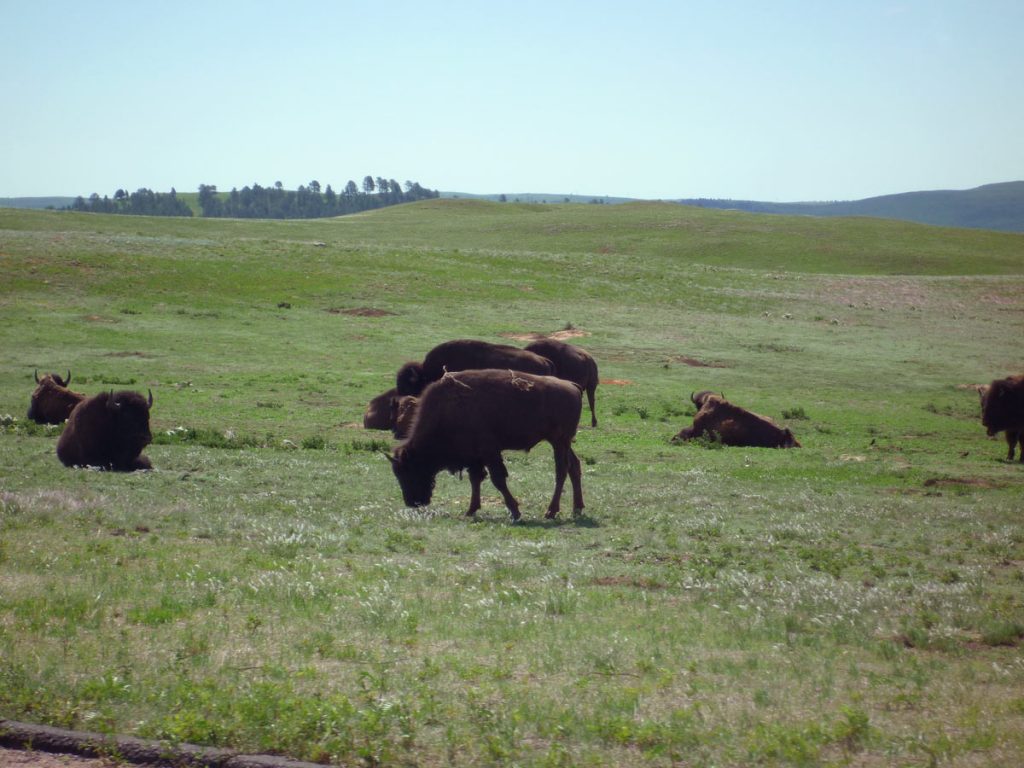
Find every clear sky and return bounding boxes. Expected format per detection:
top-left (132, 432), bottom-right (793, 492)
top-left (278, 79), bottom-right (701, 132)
top-left (2, 1), bottom-right (1022, 202)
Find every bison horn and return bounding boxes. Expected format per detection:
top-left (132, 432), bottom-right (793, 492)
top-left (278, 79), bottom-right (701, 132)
top-left (64, 370), bottom-right (72, 386)
top-left (147, 389), bottom-right (154, 408)
top-left (690, 391), bottom-right (696, 404)
top-left (34, 369), bottom-right (40, 383)
top-left (107, 390), bottom-right (120, 411)
top-left (382, 451), bottom-right (399, 467)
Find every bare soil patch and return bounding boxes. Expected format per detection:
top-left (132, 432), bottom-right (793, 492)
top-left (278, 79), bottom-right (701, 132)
top-left (923, 477), bottom-right (1004, 489)
top-left (500, 328), bottom-right (589, 342)
top-left (0, 747), bottom-right (107, 768)
top-left (671, 355), bottom-right (728, 368)
top-left (600, 378), bottom-right (633, 386)
top-left (327, 307), bottom-right (395, 317)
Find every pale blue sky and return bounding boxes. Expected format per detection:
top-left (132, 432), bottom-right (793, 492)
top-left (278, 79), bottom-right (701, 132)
top-left (2, 1), bottom-right (1022, 201)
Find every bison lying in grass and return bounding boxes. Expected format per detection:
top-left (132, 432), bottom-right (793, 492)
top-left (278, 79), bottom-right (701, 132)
top-left (27, 369), bottom-right (85, 424)
top-left (387, 369), bottom-right (584, 521)
top-left (980, 374), bottom-right (1024, 462)
top-left (56, 389), bottom-right (154, 471)
top-left (396, 339), bottom-right (555, 396)
top-left (363, 387), bottom-right (399, 431)
top-left (673, 392), bottom-right (800, 448)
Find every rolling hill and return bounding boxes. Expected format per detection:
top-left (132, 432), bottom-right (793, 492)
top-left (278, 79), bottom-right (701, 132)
top-left (677, 181), bottom-right (1024, 233)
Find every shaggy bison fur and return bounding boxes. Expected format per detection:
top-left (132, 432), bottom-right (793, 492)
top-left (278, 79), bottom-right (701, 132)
top-left (27, 370), bottom-right (85, 424)
top-left (525, 338), bottom-right (600, 427)
top-left (56, 389), bottom-right (154, 471)
top-left (396, 339), bottom-right (555, 396)
top-left (363, 387), bottom-right (399, 431)
top-left (673, 392), bottom-right (800, 449)
top-left (980, 374), bottom-right (1024, 461)
top-left (387, 369), bottom-right (584, 520)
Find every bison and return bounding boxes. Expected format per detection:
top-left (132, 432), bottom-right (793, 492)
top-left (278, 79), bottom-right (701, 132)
top-left (525, 338), bottom-right (600, 427)
top-left (980, 375), bottom-right (1024, 461)
top-left (56, 389), bottom-right (154, 471)
top-left (390, 395), bottom-right (419, 439)
top-left (387, 369), bottom-right (584, 521)
top-left (396, 339), bottom-right (555, 396)
top-left (363, 387), bottom-right (399, 430)
top-left (673, 392), bottom-right (800, 448)
top-left (27, 369), bottom-right (86, 424)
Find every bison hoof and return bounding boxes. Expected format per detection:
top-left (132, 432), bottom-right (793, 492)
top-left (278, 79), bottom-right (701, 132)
top-left (544, 509), bottom-right (558, 520)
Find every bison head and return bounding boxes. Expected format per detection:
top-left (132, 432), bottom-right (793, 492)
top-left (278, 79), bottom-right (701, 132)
top-left (107, 389), bottom-right (154, 450)
top-left (981, 380), bottom-right (1013, 436)
top-left (387, 446), bottom-right (436, 507)
top-left (396, 362), bottom-right (425, 396)
top-left (28, 370), bottom-right (79, 424)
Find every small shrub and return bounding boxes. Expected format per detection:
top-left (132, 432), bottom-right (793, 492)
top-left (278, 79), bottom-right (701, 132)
top-left (781, 406), bottom-right (807, 420)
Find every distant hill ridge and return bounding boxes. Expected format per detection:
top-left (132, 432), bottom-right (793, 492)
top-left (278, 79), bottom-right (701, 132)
top-left (4, 181), bottom-right (1023, 232)
top-left (676, 181), bottom-right (1024, 233)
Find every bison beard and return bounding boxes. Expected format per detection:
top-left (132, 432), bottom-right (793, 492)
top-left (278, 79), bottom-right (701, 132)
top-left (56, 389), bottom-right (154, 471)
top-left (395, 339), bottom-right (556, 396)
top-left (387, 369), bottom-right (584, 520)
top-left (980, 375), bottom-right (1024, 462)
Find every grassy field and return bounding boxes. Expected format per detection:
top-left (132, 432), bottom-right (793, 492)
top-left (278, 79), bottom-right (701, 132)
top-left (1, 202), bottom-right (1023, 766)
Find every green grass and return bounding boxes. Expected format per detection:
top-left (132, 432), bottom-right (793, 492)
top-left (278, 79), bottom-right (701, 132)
top-left (1, 202), bottom-right (1023, 766)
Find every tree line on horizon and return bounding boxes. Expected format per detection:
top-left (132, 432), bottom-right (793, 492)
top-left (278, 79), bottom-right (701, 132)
top-left (65, 176), bottom-right (439, 219)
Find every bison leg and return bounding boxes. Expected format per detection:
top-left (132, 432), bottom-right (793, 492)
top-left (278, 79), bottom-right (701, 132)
top-left (587, 386), bottom-right (598, 428)
top-left (1009, 431), bottom-right (1022, 462)
top-left (466, 464), bottom-right (487, 517)
top-left (568, 448), bottom-right (585, 514)
top-left (486, 457), bottom-right (521, 521)
top-left (545, 442), bottom-right (572, 519)
top-left (1005, 431), bottom-right (1019, 462)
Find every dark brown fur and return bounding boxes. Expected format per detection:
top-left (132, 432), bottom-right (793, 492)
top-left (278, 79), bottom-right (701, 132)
top-left (396, 339), bottom-right (555, 396)
top-left (363, 387), bottom-right (399, 430)
top-left (56, 390), bottom-right (154, 471)
top-left (388, 369), bottom-right (584, 520)
top-left (674, 393), bottom-right (800, 448)
top-left (980, 375), bottom-right (1024, 461)
top-left (391, 395), bottom-right (419, 439)
top-left (525, 338), bottom-right (600, 427)
top-left (27, 370), bottom-right (86, 424)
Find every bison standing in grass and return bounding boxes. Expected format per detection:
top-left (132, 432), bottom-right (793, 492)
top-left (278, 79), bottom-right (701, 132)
top-left (673, 392), bottom-right (800, 448)
top-left (396, 339), bottom-right (555, 396)
top-left (387, 369), bottom-right (584, 521)
top-left (980, 375), bottom-right (1024, 461)
top-left (27, 370), bottom-right (85, 424)
top-left (525, 338), bottom-right (600, 427)
top-left (56, 389), bottom-right (154, 471)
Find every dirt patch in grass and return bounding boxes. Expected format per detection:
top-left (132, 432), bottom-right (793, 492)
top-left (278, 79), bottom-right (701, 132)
top-left (103, 351), bottom-right (150, 358)
top-left (591, 575), bottom-right (666, 590)
top-left (923, 477), bottom-right (1004, 489)
top-left (500, 328), bottom-right (589, 342)
top-left (671, 355), bottom-right (728, 368)
top-left (600, 379), bottom-right (633, 386)
top-left (327, 307), bottom-right (396, 317)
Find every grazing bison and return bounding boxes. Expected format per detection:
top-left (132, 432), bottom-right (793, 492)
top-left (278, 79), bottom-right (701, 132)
top-left (980, 375), bottom-right (1024, 461)
top-left (525, 338), bottom-right (600, 427)
top-left (56, 389), bottom-right (154, 471)
top-left (387, 369), bottom-right (584, 520)
top-left (363, 387), bottom-right (399, 430)
top-left (673, 392), bottom-right (800, 448)
top-left (396, 339), bottom-right (555, 396)
top-left (27, 369), bottom-right (86, 424)
top-left (390, 395), bottom-right (419, 439)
